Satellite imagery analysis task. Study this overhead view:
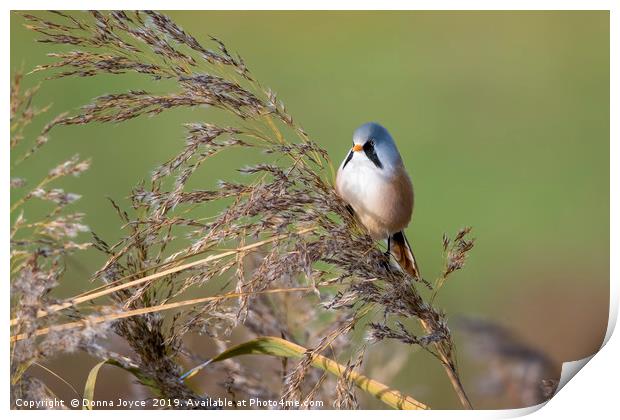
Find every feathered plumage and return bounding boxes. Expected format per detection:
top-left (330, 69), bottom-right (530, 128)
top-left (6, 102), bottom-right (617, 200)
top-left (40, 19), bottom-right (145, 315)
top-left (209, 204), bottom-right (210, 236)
top-left (336, 122), bottom-right (421, 280)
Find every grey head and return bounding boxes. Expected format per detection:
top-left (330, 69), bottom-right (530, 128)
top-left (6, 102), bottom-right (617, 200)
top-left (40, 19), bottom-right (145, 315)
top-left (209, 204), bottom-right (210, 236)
top-left (345, 122), bottom-right (403, 171)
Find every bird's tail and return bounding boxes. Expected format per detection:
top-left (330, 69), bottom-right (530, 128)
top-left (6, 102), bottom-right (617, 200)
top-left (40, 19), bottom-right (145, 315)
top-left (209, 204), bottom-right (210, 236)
top-left (390, 231), bottom-right (421, 281)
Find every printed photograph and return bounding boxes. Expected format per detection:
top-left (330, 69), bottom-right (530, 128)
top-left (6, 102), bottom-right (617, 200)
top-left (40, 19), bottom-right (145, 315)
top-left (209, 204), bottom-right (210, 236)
top-left (9, 10), bottom-right (610, 410)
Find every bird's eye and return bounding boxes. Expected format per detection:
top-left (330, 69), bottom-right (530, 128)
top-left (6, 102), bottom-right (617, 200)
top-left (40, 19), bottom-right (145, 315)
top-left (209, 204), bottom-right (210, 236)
top-left (369, 139), bottom-right (375, 148)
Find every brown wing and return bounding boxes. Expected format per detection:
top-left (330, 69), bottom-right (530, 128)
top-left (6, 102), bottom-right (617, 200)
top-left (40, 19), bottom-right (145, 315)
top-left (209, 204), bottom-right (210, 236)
top-left (390, 231), bottom-right (421, 280)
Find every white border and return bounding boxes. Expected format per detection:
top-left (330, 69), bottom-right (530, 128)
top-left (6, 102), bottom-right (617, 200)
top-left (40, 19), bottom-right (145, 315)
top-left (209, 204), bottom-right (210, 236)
top-left (3, 2), bottom-right (616, 419)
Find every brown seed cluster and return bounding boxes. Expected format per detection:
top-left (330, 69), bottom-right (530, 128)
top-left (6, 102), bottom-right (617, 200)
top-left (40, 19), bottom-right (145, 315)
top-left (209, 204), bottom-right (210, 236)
top-left (10, 72), bottom-right (107, 406)
top-left (455, 316), bottom-right (559, 407)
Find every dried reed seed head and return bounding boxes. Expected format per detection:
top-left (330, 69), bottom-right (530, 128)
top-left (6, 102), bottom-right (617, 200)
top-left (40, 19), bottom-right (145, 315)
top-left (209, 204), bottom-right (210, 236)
top-left (455, 316), bottom-right (558, 406)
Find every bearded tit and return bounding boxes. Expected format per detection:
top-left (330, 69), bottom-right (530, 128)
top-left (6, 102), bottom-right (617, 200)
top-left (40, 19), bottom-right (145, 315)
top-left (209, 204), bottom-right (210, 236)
top-left (336, 122), bottom-right (420, 279)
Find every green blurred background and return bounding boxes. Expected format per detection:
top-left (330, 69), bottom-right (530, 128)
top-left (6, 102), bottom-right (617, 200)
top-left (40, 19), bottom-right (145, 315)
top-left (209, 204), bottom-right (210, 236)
top-left (10, 11), bottom-right (609, 409)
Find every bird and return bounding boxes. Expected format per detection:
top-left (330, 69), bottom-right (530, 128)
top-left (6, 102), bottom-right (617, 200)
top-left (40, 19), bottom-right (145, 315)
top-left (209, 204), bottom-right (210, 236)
top-left (335, 122), bottom-right (421, 280)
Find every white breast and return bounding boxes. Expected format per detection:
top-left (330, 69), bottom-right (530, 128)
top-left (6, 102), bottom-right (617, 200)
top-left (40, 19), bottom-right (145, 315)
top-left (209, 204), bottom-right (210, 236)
top-left (337, 153), bottom-right (385, 209)
top-left (336, 152), bottom-right (412, 239)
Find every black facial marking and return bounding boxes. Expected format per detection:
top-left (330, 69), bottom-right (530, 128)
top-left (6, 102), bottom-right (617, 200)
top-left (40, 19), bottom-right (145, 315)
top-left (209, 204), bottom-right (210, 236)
top-left (342, 150), bottom-right (353, 169)
top-left (363, 139), bottom-right (383, 169)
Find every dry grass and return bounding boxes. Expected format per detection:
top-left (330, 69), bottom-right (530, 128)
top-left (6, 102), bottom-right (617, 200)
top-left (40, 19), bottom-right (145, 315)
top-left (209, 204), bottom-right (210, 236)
top-left (10, 10), bottom-right (483, 409)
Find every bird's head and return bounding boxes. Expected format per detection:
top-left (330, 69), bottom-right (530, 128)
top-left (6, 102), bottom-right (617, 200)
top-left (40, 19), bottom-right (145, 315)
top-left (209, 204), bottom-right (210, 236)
top-left (349, 122), bottom-right (403, 171)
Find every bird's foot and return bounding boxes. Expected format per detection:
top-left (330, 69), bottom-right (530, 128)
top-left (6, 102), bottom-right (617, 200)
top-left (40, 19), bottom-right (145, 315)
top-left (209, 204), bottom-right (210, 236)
top-left (380, 250), bottom-right (393, 271)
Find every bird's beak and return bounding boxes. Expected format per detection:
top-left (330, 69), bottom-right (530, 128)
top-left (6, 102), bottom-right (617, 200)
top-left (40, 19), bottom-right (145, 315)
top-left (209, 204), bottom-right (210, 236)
top-left (352, 144), bottom-right (363, 152)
